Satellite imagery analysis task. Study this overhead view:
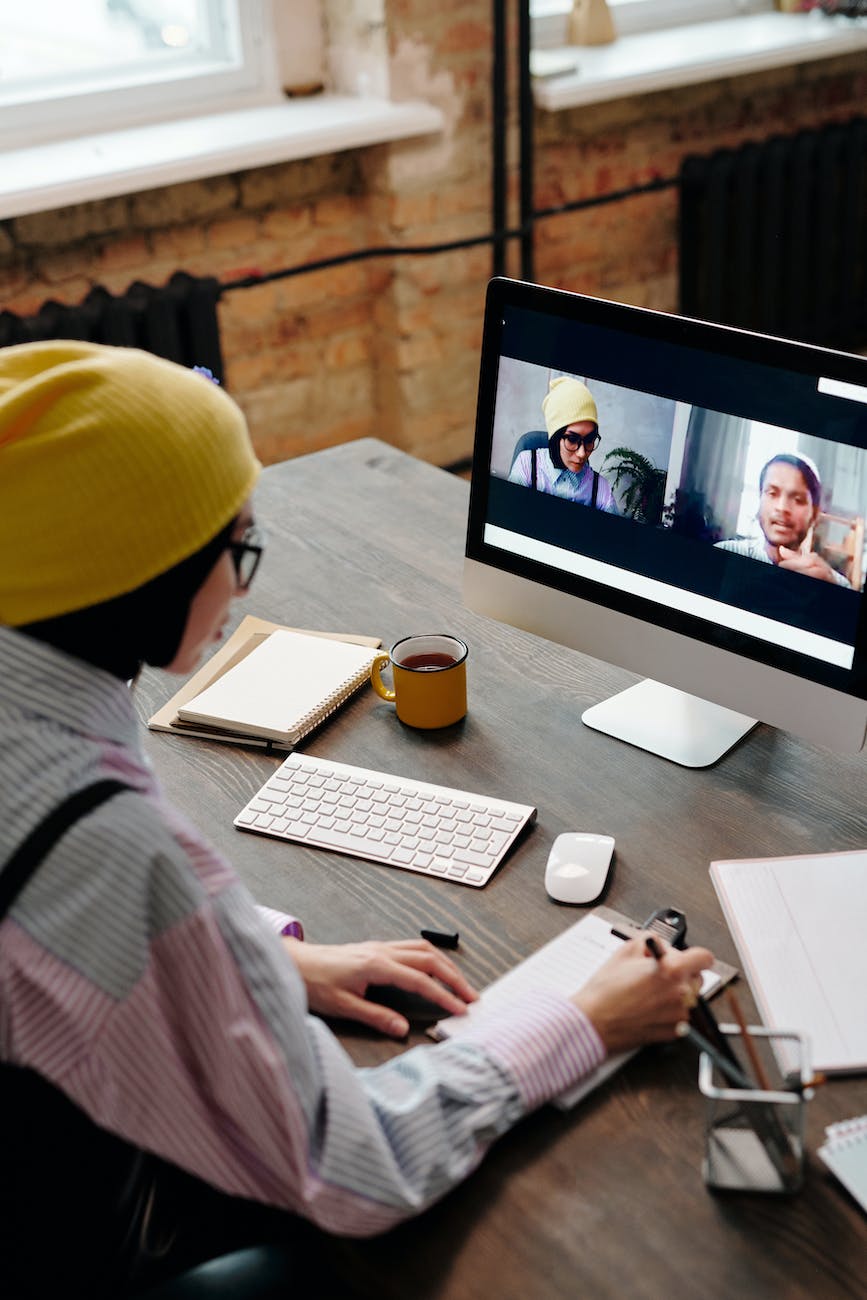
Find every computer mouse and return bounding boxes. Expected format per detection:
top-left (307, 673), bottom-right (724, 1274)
top-left (544, 832), bottom-right (615, 905)
top-left (365, 984), bottom-right (445, 1024)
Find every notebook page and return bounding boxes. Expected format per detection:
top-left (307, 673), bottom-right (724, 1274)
top-left (710, 851), bottom-right (867, 1073)
top-left (433, 913), bottom-right (720, 1109)
top-left (178, 630), bottom-right (376, 741)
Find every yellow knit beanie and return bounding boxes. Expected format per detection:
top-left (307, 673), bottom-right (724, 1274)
top-left (0, 340), bottom-right (260, 626)
top-left (542, 375), bottom-right (598, 436)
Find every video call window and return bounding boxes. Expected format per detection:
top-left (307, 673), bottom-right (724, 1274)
top-left (492, 357), bottom-right (867, 593)
top-left (486, 358), bottom-right (867, 673)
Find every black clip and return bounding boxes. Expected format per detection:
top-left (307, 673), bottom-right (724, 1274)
top-left (641, 906), bottom-right (687, 949)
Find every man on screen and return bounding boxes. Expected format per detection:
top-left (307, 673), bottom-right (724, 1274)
top-left (508, 376), bottom-right (618, 513)
top-left (715, 453), bottom-right (849, 587)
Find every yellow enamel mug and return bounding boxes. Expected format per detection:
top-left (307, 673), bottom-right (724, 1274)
top-left (371, 634), bottom-right (468, 728)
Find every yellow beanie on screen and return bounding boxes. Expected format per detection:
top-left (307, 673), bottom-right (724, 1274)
top-left (0, 340), bottom-right (261, 626)
top-left (542, 375), bottom-right (598, 437)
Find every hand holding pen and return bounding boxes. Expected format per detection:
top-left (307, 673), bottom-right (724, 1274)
top-left (575, 934), bottom-right (713, 1055)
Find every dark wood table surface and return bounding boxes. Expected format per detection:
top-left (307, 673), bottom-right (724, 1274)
top-left (134, 439), bottom-right (867, 1300)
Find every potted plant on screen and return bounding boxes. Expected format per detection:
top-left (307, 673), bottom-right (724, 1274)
top-left (602, 447), bottom-right (667, 525)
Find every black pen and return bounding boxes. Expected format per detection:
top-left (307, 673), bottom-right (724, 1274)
top-left (645, 935), bottom-right (664, 962)
top-left (646, 936), bottom-right (756, 1087)
top-left (679, 1023), bottom-right (752, 1090)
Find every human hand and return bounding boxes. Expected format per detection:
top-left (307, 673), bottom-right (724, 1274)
top-left (573, 935), bottom-right (713, 1055)
top-left (282, 937), bottom-right (479, 1038)
top-left (777, 545), bottom-right (840, 583)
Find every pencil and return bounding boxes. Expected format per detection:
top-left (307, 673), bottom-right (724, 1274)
top-left (726, 989), bottom-right (772, 1092)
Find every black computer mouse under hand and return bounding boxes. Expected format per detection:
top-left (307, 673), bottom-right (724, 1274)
top-left (365, 984), bottom-right (446, 1024)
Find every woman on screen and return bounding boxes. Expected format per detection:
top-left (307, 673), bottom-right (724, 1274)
top-left (0, 341), bottom-right (710, 1298)
top-left (509, 375), bottom-right (619, 513)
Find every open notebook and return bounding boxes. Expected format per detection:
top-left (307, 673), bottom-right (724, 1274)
top-left (431, 908), bottom-right (734, 1109)
top-left (148, 615), bottom-right (381, 752)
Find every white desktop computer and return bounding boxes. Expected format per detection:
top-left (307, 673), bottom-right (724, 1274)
top-left (463, 278), bottom-right (867, 766)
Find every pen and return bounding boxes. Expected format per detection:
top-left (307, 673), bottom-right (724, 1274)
top-left (645, 937), bottom-right (751, 1086)
top-left (645, 935), bottom-right (664, 961)
top-left (677, 1022), bottom-right (752, 1090)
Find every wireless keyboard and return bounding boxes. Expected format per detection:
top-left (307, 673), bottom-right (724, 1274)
top-left (234, 753), bottom-right (537, 887)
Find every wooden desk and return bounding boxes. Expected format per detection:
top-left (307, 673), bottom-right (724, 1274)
top-left (135, 439), bottom-right (867, 1300)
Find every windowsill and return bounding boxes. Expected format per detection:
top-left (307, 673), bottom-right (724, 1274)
top-left (532, 11), bottom-right (867, 111)
top-left (0, 95), bottom-right (444, 220)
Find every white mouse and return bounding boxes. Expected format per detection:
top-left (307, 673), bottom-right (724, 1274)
top-left (544, 832), bottom-right (615, 905)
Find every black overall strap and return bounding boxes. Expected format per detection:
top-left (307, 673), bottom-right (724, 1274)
top-left (531, 446), bottom-right (537, 490)
top-left (591, 469), bottom-right (599, 508)
top-left (0, 780), bottom-right (129, 921)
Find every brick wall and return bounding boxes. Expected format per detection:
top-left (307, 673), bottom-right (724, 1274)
top-left (1, 0), bottom-right (865, 468)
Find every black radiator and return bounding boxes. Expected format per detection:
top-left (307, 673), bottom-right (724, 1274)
top-left (0, 271), bottom-right (224, 380)
top-left (679, 117), bottom-right (867, 350)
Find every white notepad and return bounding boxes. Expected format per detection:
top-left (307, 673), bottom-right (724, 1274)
top-left (710, 850), bottom-right (867, 1074)
top-left (432, 912), bottom-right (722, 1109)
top-left (177, 629), bottom-right (377, 745)
top-left (818, 1114), bottom-right (867, 1214)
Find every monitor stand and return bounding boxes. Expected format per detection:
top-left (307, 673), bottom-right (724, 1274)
top-left (582, 679), bottom-right (757, 768)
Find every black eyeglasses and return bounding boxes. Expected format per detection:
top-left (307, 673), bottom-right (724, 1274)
top-left (561, 430), bottom-right (600, 452)
top-left (227, 523), bottom-right (266, 590)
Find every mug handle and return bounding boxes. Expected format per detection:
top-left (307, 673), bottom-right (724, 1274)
top-left (370, 653), bottom-right (396, 702)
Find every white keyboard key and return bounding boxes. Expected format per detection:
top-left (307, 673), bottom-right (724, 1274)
top-left (284, 820), bottom-right (310, 838)
top-left (234, 755), bottom-right (536, 887)
top-left (454, 847), bottom-right (495, 869)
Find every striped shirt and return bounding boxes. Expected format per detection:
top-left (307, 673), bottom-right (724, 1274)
top-left (0, 626), bottom-right (605, 1234)
top-left (509, 448), bottom-right (619, 513)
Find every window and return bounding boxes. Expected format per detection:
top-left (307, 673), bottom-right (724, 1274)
top-left (532, 0), bottom-right (774, 45)
top-left (0, 0), bottom-right (281, 147)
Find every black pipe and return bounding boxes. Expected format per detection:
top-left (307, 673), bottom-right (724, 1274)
top-left (517, 0), bottom-right (534, 282)
top-left (492, 0), bottom-right (508, 276)
top-left (219, 175), bottom-right (679, 296)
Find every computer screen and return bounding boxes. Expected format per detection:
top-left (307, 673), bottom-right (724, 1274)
top-left (463, 278), bottom-right (867, 764)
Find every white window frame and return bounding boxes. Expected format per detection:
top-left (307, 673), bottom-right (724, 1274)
top-left (532, 0), bottom-right (774, 46)
top-left (0, 0), bottom-right (283, 149)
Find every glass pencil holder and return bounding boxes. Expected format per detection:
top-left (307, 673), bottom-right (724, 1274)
top-left (698, 1025), bottom-right (812, 1195)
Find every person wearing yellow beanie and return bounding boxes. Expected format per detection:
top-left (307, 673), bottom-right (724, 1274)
top-left (0, 339), bottom-right (477, 1291)
top-left (0, 342), bottom-right (712, 1297)
top-left (509, 374), bottom-right (619, 513)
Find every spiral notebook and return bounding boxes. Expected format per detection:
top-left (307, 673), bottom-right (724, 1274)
top-left (818, 1115), bottom-right (867, 1214)
top-left (174, 628), bottom-right (378, 747)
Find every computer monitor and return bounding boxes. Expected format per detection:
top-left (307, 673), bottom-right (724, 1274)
top-left (463, 278), bottom-right (867, 766)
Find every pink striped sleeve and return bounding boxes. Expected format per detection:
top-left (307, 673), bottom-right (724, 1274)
top-left (447, 989), bottom-right (607, 1110)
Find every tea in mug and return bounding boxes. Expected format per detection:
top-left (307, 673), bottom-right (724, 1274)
top-left (399, 652), bottom-right (457, 670)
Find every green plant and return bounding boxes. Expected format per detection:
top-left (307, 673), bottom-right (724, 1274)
top-left (601, 446), bottom-right (667, 524)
